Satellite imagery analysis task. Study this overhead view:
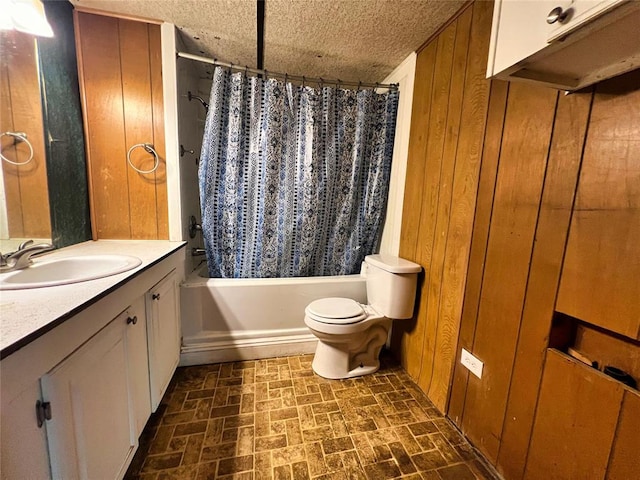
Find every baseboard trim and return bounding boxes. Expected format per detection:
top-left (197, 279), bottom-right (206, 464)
top-left (179, 331), bottom-right (318, 366)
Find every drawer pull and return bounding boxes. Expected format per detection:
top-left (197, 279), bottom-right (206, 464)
top-left (152, 293), bottom-right (160, 301)
top-left (126, 315), bottom-right (138, 325)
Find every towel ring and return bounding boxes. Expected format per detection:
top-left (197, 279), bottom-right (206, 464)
top-left (127, 143), bottom-right (159, 174)
top-left (0, 132), bottom-right (34, 166)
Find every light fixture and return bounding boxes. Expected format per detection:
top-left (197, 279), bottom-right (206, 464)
top-left (0, 0), bottom-right (54, 37)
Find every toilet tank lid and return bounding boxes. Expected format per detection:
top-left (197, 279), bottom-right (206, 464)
top-left (365, 254), bottom-right (422, 273)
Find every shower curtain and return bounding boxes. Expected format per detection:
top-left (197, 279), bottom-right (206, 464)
top-left (199, 67), bottom-right (399, 278)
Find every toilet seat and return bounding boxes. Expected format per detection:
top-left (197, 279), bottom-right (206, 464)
top-left (305, 297), bottom-right (368, 324)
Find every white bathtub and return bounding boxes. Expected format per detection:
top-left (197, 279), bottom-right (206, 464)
top-left (179, 265), bottom-right (367, 365)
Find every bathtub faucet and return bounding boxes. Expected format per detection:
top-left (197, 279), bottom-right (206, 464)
top-left (192, 247), bottom-right (206, 257)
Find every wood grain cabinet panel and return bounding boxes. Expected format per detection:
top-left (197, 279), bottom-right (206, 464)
top-left (75, 12), bottom-right (168, 240)
top-left (525, 349), bottom-right (624, 480)
top-left (606, 390), bottom-right (640, 479)
top-left (556, 72), bottom-right (640, 340)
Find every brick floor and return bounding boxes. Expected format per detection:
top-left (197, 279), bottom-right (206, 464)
top-left (125, 354), bottom-right (498, 479)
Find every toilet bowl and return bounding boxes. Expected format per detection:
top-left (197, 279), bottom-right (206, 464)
top-left (304, 254), bottom-right (421, 379)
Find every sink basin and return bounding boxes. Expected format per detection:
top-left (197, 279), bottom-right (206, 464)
top-left (0, 255), bottom-right (142, 290)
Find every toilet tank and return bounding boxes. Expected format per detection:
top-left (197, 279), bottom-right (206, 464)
top-left (363, 254), bottom-right (421, 319)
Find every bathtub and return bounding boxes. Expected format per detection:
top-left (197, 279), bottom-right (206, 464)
top-left (179, 265), bottom-right (367, 365)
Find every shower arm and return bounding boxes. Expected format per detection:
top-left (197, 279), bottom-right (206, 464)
top-left (187, 91), bottom-right (209, 112)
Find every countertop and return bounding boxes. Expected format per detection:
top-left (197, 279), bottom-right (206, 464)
top-left (0, 240), bottom-right (186, 359)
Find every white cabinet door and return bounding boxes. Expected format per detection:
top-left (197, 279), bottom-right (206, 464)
top-left (125, 297), bottom-right (152, 437)
top-left (547, 0), bottom-right (624, 41)
top-left (488, 0), bottom-right (557, 76)
top-left (41, 311), bottom-right (135, 480)
top-left (146, 269), bottom-right (180, 411)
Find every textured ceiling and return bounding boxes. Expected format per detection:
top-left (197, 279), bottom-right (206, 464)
top-left (71, 0), bottom-right (465, 82)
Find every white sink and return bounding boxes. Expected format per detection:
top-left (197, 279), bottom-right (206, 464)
top-left (0, 255), bottom-right (142, 290)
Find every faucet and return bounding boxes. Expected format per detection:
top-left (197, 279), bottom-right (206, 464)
top-left (0, 240), bottom-right (54, 273)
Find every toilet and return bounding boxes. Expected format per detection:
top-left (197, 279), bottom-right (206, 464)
top-left (304, 254), bottom-right (421, 379)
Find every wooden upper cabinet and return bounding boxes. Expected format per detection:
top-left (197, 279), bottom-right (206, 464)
top-left (74, 12), bottom-right (168, 240)
top-left (556, 71), bottom-right (640, 340)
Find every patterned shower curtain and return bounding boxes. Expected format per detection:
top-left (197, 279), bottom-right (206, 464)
top-left (199, 67), bottom-right (399, 278)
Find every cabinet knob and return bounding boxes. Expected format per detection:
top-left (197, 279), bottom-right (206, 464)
top-left (152, 293), bottom-right (160, 301)
top-left (547, 6), bottom-right (571, 24)
top-left (127, 315), bottom-right (138, 325)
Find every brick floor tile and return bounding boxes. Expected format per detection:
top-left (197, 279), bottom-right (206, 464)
top-left (126, 355), bottom-right (498, 480)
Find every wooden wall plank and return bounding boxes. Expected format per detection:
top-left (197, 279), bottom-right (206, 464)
top-left (496, 90), bottom-right (593, 480)
top-left (524, 350), bottom-right (624, 480)
top-left (428, 0), bottom-right (493, 412)
top-left (119, 19), bottom-right (157, 239)
top-left (556, 71), bottom-right (640, 340)
top-left (461, 82), bottom-right (557, 462)
top-left (420, 7), bottom-right (471, 400)
top-left (448, 79), bottom-right (508, 425)
top-left (606, 390), bottom-right (640, 479)
top-left (395, 41), bottom-right (437, 378)
top-left (397, 44), bottom-right (437, 262)
top-left (415, 20), bottom-right (457, 393)
top-left (76, 12), bottom-right (131, 239)
top-left (148, 24), bottom-right (169, 239)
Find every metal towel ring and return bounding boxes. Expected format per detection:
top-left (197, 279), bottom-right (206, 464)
top-left (127, 143), bottom-right (159, 174)
top-left (0, 132), bottom-right (34, 166)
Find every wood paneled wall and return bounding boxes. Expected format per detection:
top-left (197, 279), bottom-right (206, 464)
top-left (392, 0), bottom-right (494, 413)
top-left (0, 31), bottom-right (51, 239)
top-left (75, 13), bottom-right (168, 240)
top-left (394, 1), bottom-right (640, 478)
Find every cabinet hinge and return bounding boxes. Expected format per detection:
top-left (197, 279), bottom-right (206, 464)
top-left (36, 400), bottom-right (52, 428)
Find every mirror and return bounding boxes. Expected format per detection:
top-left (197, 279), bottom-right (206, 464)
top-left (0, 31), bottom-right (51, 251)
top-left (0, 0), bottom-right (91, 252)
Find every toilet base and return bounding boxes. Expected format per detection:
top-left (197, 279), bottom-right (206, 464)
top-left (309, 319), bottom-right (391, 380)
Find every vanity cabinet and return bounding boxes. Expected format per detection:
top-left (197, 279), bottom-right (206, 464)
top-left (0, 244), bottom-right (184, 480)
top-left (146, 269), bottom-right (180, 411)
top-left (41, 309), bottom-right (137, 480)
top-left (487, 0), bottom-right (640, 90)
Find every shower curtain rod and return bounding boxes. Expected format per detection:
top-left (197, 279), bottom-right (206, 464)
top-left (177, 52), bottom-right (399, 90)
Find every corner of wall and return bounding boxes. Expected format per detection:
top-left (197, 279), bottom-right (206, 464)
top-left (379, 52), bottom-right (417, 257)
top-left (160, 22), bottom-right (183, 242)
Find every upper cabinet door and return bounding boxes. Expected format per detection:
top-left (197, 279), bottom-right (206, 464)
top-left (41, 311), bottom-right (135, 480)
top-left (488, 0), bottom-right (557, 76)
top-left (547, 0), bottom-right (624, 41)
top-left (487, 0), bottom-right (640, 90)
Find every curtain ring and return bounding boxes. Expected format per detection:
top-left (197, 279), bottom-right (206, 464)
top-left (264, 69), bottom-right (268, 80)
top-left (357, 81), bottom-right (362, 92)
top-left (284, 73), bottom-right (288, 85)
top-left (319, 77), bottom-right (324, 89)
top-left (302, 76), bottom-right (306, 87)
top-left (244, 65), bottom-right (249, 77)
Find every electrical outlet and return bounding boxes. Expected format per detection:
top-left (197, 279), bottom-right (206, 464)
top-left (461, 348), bottom-right (483, 379)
